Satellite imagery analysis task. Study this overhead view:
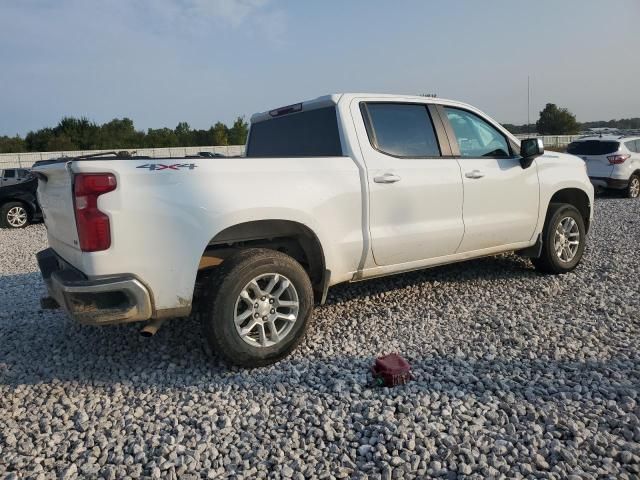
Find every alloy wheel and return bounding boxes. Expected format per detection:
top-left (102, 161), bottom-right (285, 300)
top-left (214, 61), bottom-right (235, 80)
top-left (553, 216), bottom-right (580, 263)
top-left (7, 206), bottom-right (27, 228)
top-left (629, 177), bottom-right (640, 198)
top-left (233, 273), bottom-right (299, 348)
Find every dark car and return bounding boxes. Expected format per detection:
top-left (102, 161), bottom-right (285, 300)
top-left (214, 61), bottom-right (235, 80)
top-left (0, 177), bottom-right (42, 228)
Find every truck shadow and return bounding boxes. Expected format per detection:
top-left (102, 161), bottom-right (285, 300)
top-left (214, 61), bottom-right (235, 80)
top-left (325, 254), bottom-right (535, 305)
top-left (1, 288), bottom-right (637, 405)
top-left (0, 251), bottom-right (620, 397)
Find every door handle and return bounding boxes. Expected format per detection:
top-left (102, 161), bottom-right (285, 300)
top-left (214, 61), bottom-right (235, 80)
top-left (465, 170), bottom-right (485, 179)
top-left (374, 173), bottom-right (401, 184)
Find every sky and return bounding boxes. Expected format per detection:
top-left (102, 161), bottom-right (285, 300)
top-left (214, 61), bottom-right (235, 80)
top-left (1, 0), bottom-right (639, 136)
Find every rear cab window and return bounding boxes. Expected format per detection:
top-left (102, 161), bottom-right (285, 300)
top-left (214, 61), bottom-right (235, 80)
top-left (567, 140), bottom-right (620, 155)
top-left (246, 106), bottom-right (343, 157)
top-left (360, 103), bottom-right (441, 157)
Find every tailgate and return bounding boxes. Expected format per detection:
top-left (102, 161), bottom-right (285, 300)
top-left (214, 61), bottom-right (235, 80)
top-left (34, 162), bottom-right (82, 265)
top-left (582, 155), bottom-right (614, 178)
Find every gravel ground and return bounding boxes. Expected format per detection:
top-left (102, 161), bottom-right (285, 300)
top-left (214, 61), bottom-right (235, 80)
top-left (1, 198), bottom-right (639, 479)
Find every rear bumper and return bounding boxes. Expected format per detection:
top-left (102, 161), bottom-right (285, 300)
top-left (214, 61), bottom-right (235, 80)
top-left (36, 248), bottom-right (152, 325)
top-left (589, 176), bottom-right (628, 190)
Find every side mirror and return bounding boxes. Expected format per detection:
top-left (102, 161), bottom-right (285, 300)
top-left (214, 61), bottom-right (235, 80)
top-left (520, 138), bottom-right (544, 168)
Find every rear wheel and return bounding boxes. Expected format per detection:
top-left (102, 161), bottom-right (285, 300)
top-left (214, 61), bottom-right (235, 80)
top-left (201, 248), bottom-right (314, 367)
top-left (627, 174), bottom-right (640, 199)
top-left (532, 203), bottom-right (586, 274)
top-left (0, 201), bottom-right (29, 228)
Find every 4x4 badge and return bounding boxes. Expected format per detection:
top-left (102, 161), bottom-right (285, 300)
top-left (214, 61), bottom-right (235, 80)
top-left (136, 163), bottom-right (197, 171)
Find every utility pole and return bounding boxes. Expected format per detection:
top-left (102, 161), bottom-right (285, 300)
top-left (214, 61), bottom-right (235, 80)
top-left (527, 76), bottom-right (531, 135)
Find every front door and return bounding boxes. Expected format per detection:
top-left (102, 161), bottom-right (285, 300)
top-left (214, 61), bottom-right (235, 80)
top-left (442, 106), bottom-right (539, 252)
top-left (353, 100), bottom-right (465, 266)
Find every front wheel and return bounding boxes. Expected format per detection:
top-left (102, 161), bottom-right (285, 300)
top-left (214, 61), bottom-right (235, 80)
top-left (0, 201), bottom-right (30, 228)
top-left (532, 203), bottom-right (586, 274)
top-left (201, 248), bottom-right (314, 367)
top-left (627, 174), bottom-right (640, 199)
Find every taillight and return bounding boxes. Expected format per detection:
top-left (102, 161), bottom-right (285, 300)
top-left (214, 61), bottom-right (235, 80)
top-left (73, 173), bottom-right (117, 252)
top-left (607, 154), bottom-right (630, 165)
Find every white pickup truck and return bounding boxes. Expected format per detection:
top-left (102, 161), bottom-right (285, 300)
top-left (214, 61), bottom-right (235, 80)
top-left (34, 93), bottom-right (594, 367)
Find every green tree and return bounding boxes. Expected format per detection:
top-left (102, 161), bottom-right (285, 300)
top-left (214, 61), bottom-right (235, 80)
top-left (536, 103), bottom-right (579, 135)
top-left (25, 128), bottom-right (55, 151)
top-left (228, 116), bottom-right (249, 145)
top-left (211, 122), bottom-right (229, 146)
top-left (145, 128), bottom-right (179, 148)
top-left (174, 122), bottom-right (192, 146)
top-left (46, 133), bottom-right (77, 151)
top-left (0, 135), bottom-right (26, 153)
top-left (97, 118), bottom-right (143, 149)
top-left (52, 117), bottom-right (100, 149)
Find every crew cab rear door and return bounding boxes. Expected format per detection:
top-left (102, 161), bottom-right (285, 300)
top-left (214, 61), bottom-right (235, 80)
top-left (440, 106), bottom-right (539, 252)
top-left (352, 98), bottom-right (464, 266)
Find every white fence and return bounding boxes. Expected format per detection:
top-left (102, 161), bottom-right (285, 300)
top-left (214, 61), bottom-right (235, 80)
top-left (514, 134), bottom-right (581, 148)
top-left (0, 145), bottom-right (246, 169)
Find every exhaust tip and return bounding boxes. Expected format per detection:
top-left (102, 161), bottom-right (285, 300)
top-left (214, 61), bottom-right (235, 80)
top-left (139, 328), bottom-right (155, 338)
top-left (139, 319), bottom-right (165, 337)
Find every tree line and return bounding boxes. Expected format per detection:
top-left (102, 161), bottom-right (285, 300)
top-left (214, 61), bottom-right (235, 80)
top-left (0, 116), bottom-right (249, 154)
top-left (503, 103), bottom-right (640, 136)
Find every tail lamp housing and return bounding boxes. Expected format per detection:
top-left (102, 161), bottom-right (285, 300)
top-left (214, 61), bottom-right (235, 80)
top-left (607, 154), bottom-right (630, 165)
top-left (73, 173), bottom-right (117, 252)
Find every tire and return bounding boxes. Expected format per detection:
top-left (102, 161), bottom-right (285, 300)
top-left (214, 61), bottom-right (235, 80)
top-left (532, 203), bottom-right (586, 274)
top-left (0, 201), bottom-right (30, 229)
top-left (626, 174), bottom-right (640, 199)
top-left (201, 248), bottom-right (314, 367)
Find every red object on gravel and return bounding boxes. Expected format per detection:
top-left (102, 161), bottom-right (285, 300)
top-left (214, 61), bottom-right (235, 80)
top-left (372, 353), bottom-right (412, 386)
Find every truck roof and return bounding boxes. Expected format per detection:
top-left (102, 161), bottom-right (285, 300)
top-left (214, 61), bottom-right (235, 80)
top-left (250, 93), bottom-right (474, 123)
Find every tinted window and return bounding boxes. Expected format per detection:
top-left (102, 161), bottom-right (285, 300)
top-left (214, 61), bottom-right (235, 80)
top-left (624, 141), bottom-right (636, 153)
top-left (364, 103), bottom-right (441, 157)
top-left (4, 169), bottom-right (15, 178)
top-left (246, 106), bottom-right (342, 157)
top-left (445, 107), bottom-right (510, 157)
top-left (567, 140), bottom-right (620, 155)
top-left (636, 140), bottom-right (640, 153)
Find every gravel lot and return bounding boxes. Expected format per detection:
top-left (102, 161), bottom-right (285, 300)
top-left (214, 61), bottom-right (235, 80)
top-left (1, 197), bottom-right (639, 479)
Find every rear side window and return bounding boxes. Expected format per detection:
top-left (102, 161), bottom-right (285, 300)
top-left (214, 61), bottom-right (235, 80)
top-left (246, 106), bottom-right (343, 157)
top-left (567, 140), bottom-right (620, 155)
top-left (363, 103), bottom-right (441, 157)
top-left (4, 169), bottom-right (15, 178)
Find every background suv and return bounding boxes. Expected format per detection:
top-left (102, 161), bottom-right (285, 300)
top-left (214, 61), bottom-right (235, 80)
top-left (568, 136), bottom-right (640, 198)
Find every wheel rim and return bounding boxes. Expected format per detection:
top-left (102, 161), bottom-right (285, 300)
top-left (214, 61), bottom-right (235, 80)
top-left (7, 206), bottom-right (27, 227)
top-left (553, 216), bottom-right (580, 263)
top-left (630, 177), bottom-right (640, 198)
top-left (234, 273), bottom-right (300, 348)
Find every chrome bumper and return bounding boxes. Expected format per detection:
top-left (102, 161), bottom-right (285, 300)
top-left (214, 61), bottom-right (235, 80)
top-left (36, 248), bottom-right (152, 325)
